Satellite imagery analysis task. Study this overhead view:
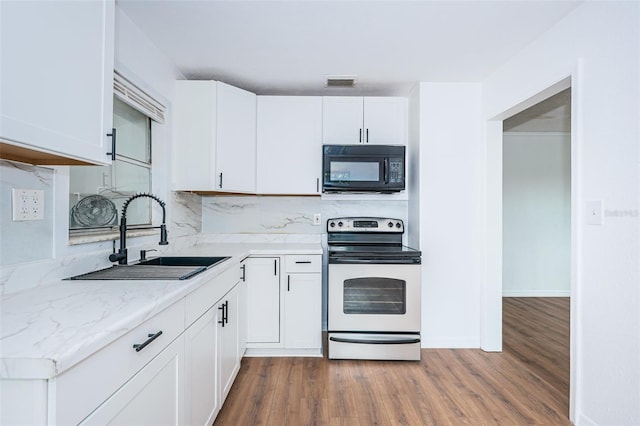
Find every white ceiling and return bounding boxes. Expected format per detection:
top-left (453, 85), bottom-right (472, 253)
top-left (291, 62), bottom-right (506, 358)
top-left (118, 0), bottom-right (582, 96)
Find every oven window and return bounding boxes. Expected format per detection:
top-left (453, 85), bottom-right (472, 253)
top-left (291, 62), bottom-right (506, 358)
top-left (330, 161), bottom-right (379, 181)
top-left (343, 277), bottom-right (406, 314)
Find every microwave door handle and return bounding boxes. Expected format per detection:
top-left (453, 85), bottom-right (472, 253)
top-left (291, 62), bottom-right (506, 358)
top-left (383, 159), bottom-right (389, 184)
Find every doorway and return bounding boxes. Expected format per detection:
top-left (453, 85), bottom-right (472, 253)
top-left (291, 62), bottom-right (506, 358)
top-left (502, 89), bottom-right (572, 416)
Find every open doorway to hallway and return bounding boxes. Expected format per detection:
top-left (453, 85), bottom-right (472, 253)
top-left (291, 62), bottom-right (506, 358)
top-left (501, 88), bottom-right (571, 417)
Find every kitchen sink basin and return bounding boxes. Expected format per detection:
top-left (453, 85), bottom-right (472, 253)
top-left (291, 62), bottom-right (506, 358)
top-left (66, 256), bottom-right (230, 281)
top-left (137, 256), bottom-right (229, 268)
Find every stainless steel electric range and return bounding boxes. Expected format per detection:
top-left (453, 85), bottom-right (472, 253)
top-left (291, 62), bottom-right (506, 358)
top-left (327, 217), bottom-right (422, 361)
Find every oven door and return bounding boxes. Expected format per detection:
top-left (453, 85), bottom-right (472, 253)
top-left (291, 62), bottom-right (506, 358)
top-left (328, 263), bottom-right (421, 332)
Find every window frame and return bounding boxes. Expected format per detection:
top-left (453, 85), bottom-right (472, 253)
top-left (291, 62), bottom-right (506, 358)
top-left (68, 72), bottom-right (166, 242)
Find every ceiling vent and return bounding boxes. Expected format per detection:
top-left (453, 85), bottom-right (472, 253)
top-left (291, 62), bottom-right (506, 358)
top-left (325, 75), bottom-right (357, 88)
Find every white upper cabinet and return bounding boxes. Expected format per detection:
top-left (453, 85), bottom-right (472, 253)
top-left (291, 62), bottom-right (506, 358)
top-left (172, 81), bottom-right (257, 193)
top-left (257, 96), bottom-right (323, 195)
top-left (321, 97), bottom-right (364, 144)
top-left (216, 82), bottom-right (257, 193)
top-left (363, 97), bottom-right (407, 145)
top-left (173, 81), bottom-right (217, 191)
top-left (322, 97), bottom-right (406, 145)
top-left (0, 0), bottom-right (115, 165)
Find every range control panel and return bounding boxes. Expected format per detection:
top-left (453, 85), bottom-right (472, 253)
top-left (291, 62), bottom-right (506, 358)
top-left (327, 217), bottom-right (404, 233)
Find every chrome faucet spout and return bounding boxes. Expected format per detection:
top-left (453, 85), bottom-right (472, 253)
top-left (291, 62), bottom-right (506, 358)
top-left (109, 193), bottom-right (169, 265)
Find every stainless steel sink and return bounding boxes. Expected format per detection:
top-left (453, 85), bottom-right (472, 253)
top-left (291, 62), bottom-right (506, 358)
top-left (66, 256), bottom-right (230, 281)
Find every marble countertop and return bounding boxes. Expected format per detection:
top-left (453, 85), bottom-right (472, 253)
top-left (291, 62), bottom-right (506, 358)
top-left (0, 242), bottom-right (322, 380)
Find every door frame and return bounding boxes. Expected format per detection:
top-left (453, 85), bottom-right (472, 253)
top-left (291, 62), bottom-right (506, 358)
top-left (482, 71), bottom-right (580, 423)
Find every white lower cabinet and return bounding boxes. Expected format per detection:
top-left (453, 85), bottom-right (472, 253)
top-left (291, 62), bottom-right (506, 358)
top-left (54, 299), bottom-right (186, 425)
top-left (3, 253), bottom-right (321, 424)
top-left (3, 263), bottom-right (246, 426)
top-left (80, 334), bottom-right (185, 425)
top-left (218, 284), bottom-right (241, 402)
top-left (184, 266), bottom-right (244, 426)
top-left (184, 305), bottom-right (220, 426)
top-left (245, 257), bottom-right (281, 344)
top-left (285, 273), bottom-right (322, 350)
top-left (246, 254), bottom-right (322, 356)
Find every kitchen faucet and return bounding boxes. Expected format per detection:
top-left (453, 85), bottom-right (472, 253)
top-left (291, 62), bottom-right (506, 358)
top-left (109, 193), bottom-right (168, 265)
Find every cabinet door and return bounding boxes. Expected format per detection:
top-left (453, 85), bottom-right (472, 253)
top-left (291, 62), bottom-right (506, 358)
top-left (363, 97), bottom-right (406, 145)
top-left (216, 82), bottom-right (257, 193)
top-left (257, 96), bottom-right (323, 194)
top-left (80, 335), bottom-right (184, 425)
top-left (322, 97), bottom-right (364, 144)
top-left (218, 284), bottom-right (241, 403)
top-left (173, 81), bottom-right (217, 191)
top-left (238, 262), bottom-right (248, 357)
top-left (1, 0), bottom-right (114, 165)
top-left (184, 306), bottom-right (219, 426)
top-left (246, 257), bottom-right (280, 343)
top-left (284, 273), bottom-right (322, 349)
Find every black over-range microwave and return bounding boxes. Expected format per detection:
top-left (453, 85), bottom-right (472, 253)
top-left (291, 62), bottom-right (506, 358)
top-left (322, 144), bottom-right (406, 193)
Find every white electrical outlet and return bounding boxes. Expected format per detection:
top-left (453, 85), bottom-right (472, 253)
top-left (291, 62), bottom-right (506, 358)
top-left (12, 189), bottom-right (45, 221)
top-left (313, 213), bottom-right (321, 226)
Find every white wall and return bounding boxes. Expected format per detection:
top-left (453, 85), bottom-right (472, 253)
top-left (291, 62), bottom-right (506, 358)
top-left (483, 2), bottom-right (639, 424)
top-left (407, 84), bottom-right (421, 250)
top-left (418, 82), bottom-right (484, 347)
top-left (503, 132), bottom-right (571, 297)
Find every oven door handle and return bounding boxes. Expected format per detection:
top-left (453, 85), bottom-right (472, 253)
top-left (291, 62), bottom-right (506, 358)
top-left (329, 258), bottom-right (421, 265)
top-left (329, 336), bottom-right (420, 345)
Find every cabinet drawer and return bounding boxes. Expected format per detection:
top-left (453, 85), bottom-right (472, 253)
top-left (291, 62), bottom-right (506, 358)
top-left (53, 299), bottom-right (185, 425)
top-left (186, 264), bottom-right (239, 327)
top-left (285, 255), bottom-right (321, 273)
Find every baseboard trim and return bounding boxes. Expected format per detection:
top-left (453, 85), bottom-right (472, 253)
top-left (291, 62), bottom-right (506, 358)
top-left (421, 337), bottom-right (481, 349)
top-left (503, 290), bottom-right (570, 297)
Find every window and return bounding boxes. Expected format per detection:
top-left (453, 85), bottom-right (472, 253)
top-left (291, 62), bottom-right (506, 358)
top-left (69, 72), bottom-right (165, 235)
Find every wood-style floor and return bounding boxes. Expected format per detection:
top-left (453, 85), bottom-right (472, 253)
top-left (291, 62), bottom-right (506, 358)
top-left (215, 297), bottom-right (570, 425)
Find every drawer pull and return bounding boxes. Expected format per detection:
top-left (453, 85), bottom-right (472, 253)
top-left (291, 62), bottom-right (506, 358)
top-left (218, 303), bottom-right (226, 327)
top-left (295, 261), bottom-right (312, 264)
top-left (133, 330), bottom-right (163, 352)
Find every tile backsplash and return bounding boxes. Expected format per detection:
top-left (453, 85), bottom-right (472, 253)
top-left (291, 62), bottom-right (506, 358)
top-left (202, 196), bottom-right (408, 234)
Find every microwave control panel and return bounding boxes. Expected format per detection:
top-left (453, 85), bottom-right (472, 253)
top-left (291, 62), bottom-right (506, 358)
top-left (388, 158), bottom-right (404, 183)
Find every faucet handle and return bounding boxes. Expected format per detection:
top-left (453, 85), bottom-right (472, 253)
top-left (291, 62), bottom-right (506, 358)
top-left (140, 249), bottom-right (157, 261)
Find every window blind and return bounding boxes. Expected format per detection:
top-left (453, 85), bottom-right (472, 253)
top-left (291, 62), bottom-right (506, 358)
top-left (113, 70), bottom-right (166, 124)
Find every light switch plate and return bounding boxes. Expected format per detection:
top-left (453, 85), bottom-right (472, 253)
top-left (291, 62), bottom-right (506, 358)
top-left (313, 213), bottom-right (322, 226)
top-left (12, 189), bottom-right (45, 221)
top-left (585, 200), bottom-right (603, 225)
